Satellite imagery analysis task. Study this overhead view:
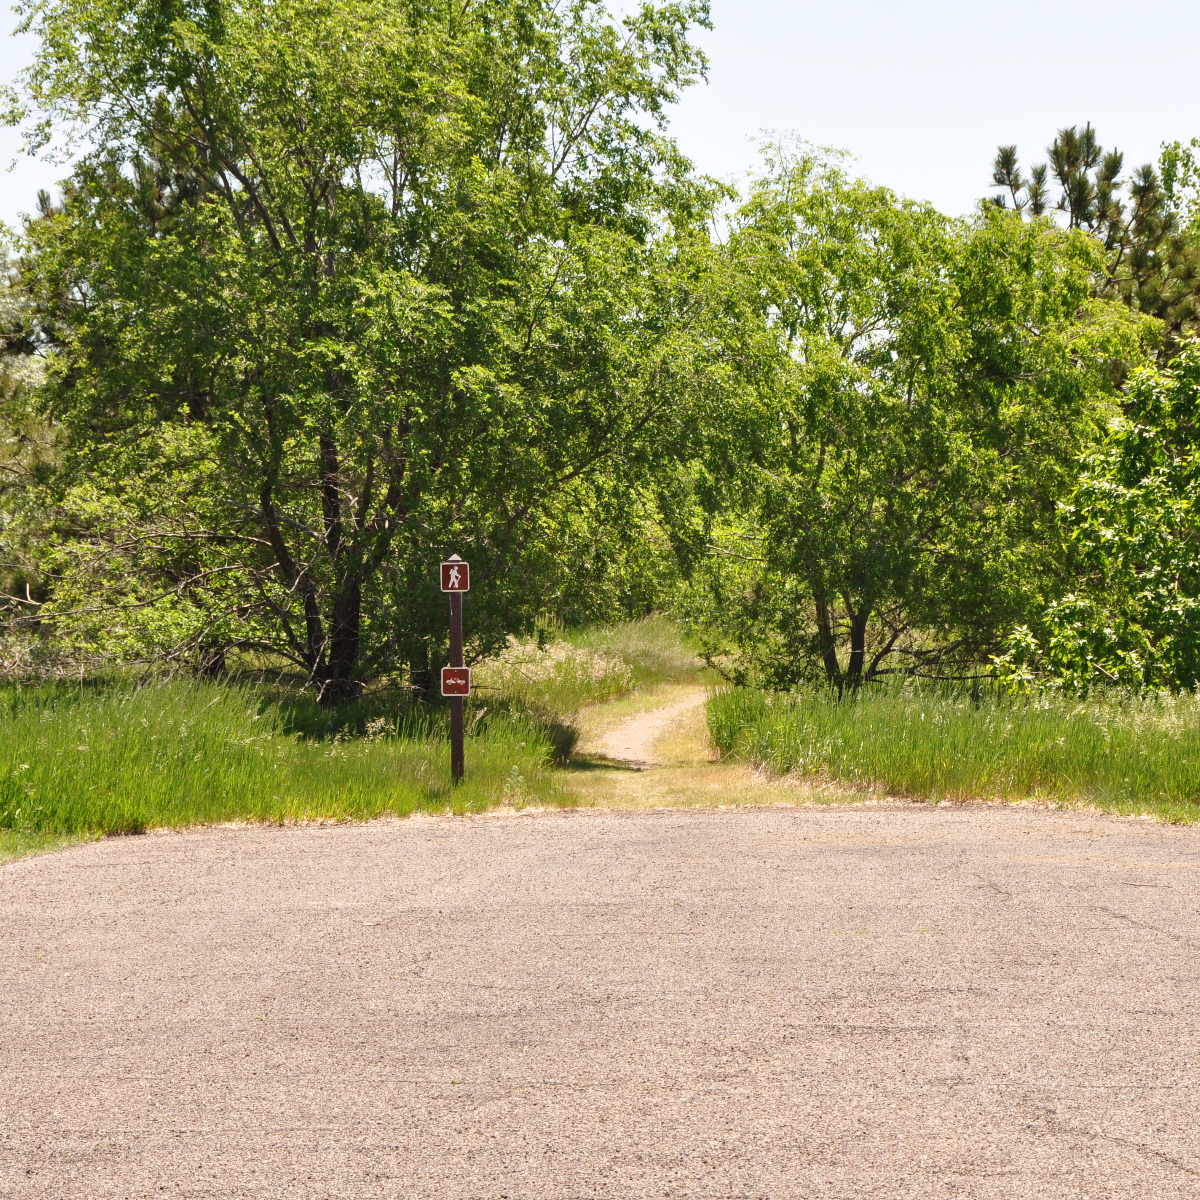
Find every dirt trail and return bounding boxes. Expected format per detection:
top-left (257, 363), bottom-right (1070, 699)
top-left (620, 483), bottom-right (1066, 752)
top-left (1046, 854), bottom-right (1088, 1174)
top-left (595, 686), bottom-right (708, 767)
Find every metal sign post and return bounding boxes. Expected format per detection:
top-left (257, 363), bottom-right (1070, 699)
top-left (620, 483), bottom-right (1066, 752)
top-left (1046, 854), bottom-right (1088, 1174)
top-left (440, 555), bottom-right (470, 784)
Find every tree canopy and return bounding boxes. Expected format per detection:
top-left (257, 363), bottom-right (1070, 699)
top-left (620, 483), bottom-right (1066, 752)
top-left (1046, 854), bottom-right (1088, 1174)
top-left (4, 0), bottom-right (715, 698)
top-left (675, 147), bottom-right (1153, 689)
top-left (3, 6), bottom-right (1200, 699)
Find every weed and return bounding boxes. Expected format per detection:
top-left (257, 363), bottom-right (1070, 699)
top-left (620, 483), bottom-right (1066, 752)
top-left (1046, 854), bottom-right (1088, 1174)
top-left (565, 616), bottom-right (714, 691)
top-left (472, 636), bottom-right (632, 721)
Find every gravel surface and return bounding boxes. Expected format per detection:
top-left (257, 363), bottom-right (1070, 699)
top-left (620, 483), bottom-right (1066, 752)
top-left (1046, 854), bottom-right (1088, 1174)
top-left (1, 803), bottom-right (1198, 1199)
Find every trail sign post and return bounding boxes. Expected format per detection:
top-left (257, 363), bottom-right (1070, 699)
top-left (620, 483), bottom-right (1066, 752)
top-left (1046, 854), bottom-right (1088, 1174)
top-left (441, 555), bottom-right (469, 783)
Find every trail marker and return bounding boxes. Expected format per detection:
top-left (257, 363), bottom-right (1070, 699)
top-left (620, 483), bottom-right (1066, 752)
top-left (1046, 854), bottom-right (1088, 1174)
top-left (441, 555), bottom-right (469, 783)
top-left (441, 561), bottom-right (469, 592)
top-left (441, 667), bottom-right (471, 696)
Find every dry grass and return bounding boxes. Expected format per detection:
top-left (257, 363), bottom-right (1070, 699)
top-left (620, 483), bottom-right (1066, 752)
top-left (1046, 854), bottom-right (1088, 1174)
top-left (471, 636), bottom-right (633, 721)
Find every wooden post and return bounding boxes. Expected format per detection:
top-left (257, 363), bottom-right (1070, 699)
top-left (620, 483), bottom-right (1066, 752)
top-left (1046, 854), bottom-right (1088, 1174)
top-left (440, 555), bottom-right (470, 785)
top-left (448, 588), bottom-right (464, 784)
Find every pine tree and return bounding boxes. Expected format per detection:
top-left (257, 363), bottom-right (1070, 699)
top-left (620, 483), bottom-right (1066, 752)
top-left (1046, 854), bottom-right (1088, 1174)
top-left (988, 126), bottom-right (1200, 353)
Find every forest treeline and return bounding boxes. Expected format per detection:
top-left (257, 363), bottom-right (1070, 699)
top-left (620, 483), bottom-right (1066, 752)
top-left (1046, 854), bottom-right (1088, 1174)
top-left (2, 0), bottom-right (1200, 701)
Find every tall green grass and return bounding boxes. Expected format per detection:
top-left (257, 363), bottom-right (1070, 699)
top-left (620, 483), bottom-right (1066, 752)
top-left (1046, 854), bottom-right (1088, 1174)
top-left (473, 615), bottom-right (712, 722)
top-left (0, 617), bottom-right (710, 856)
top-left (0, 680), bottom-right (568, 839)
top-left (707, 683), bottom-right (1200, 822)
top-left (565, 615), bottom-right (713, 691)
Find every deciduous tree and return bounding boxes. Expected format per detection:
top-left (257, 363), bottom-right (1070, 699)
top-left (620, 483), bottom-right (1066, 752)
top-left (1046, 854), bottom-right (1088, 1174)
top-left (4, 0), bottom-right (714, 698)
top-left (678, 146), bottom-right (1153, 689)
top-left (997, 340), bottom-right (1200, 691)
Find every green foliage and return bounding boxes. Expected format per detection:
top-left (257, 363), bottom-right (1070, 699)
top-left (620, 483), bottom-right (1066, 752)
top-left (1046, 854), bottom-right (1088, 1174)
top-left (998, 340), bottom-right (1200, 691)
top-left (0, 249), bottom-right (57, 619)
top-left (0, 678), bottom-right (567, 836)
top-left (7, 0), bottom-right (1198, 713)
top-left (4, 0), bottom-right (714, 699)
top-left (707, 683), bottom-right (1200, 822)
top-left (675, 144), bottom-right (1152, 691)
top-left (1160, 137), bottom-right (1200, 235)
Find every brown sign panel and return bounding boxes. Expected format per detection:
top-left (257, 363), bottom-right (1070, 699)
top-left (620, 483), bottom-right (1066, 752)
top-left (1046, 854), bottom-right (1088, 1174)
top-left (441, 666), bottom-right (471, 696)
top-left (440, 561), bottom-right (470, 592)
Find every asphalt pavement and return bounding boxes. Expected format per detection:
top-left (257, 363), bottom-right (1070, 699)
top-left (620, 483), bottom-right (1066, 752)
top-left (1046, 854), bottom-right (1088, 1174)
top-left (1, 803), bottom-right (1198, 1198)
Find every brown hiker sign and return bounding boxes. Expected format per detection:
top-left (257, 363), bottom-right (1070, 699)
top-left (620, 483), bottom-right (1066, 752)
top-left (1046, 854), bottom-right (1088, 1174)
top-left (441, 560), bottom-right (469, 592)
top-left (441, 553), bottom-right (470, 782)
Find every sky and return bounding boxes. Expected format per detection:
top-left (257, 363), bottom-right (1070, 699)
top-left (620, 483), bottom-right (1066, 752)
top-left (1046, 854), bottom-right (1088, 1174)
top-left (1, 0), bottom-right (1199, 228)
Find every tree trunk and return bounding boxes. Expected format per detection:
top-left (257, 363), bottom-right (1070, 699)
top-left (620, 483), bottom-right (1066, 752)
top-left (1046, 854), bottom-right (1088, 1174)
top-left (814, 590), bottom-right (842, 694)
top-left (312, 426), bottom-right (363, 706)
top-left (197, 644), bottom-right (227, 679)
top-left (318, 578), bottom-right (363, 705)
top-left (845, 606), bottom-right (870, 688)
top-left (409, 639), bottom-right (433, 702)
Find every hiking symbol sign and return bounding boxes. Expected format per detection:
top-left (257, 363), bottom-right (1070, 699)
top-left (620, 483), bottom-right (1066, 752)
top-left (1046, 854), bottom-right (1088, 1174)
top-left (441, 561), bottom-right (470, 592)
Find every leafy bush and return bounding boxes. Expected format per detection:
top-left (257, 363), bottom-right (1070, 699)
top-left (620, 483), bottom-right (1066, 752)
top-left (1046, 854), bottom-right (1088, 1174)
top-left (1001, 340), bottom-right (1200, 692)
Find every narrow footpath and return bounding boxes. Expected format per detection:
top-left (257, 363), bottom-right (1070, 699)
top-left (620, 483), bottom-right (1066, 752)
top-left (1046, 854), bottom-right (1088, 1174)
top-left (595, 687), bottom-right (709, 768)
top-left (566, 684), bottom-right (812, 810)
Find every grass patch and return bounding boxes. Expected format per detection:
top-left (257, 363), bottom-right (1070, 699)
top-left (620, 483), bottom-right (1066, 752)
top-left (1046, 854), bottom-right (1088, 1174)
top-left (471, 635), bottom-right (633, 727)
top-left (707, 683), bottom-right (1200, 822)
top-left (0, 680), bottom-right (569, 842)
top-left (0, 617), bottom-right (712, 859)
top-left (472, 615), bottom-right (712, 727)
top-left (0, 828), bottom-right (97, 865)
top-left (566, 615), bottom-right (714, 690)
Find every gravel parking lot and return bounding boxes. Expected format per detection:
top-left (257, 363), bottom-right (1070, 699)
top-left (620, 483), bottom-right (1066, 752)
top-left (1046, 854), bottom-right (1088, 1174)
top-left (1, 803), bottom-right (1198, 1198)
